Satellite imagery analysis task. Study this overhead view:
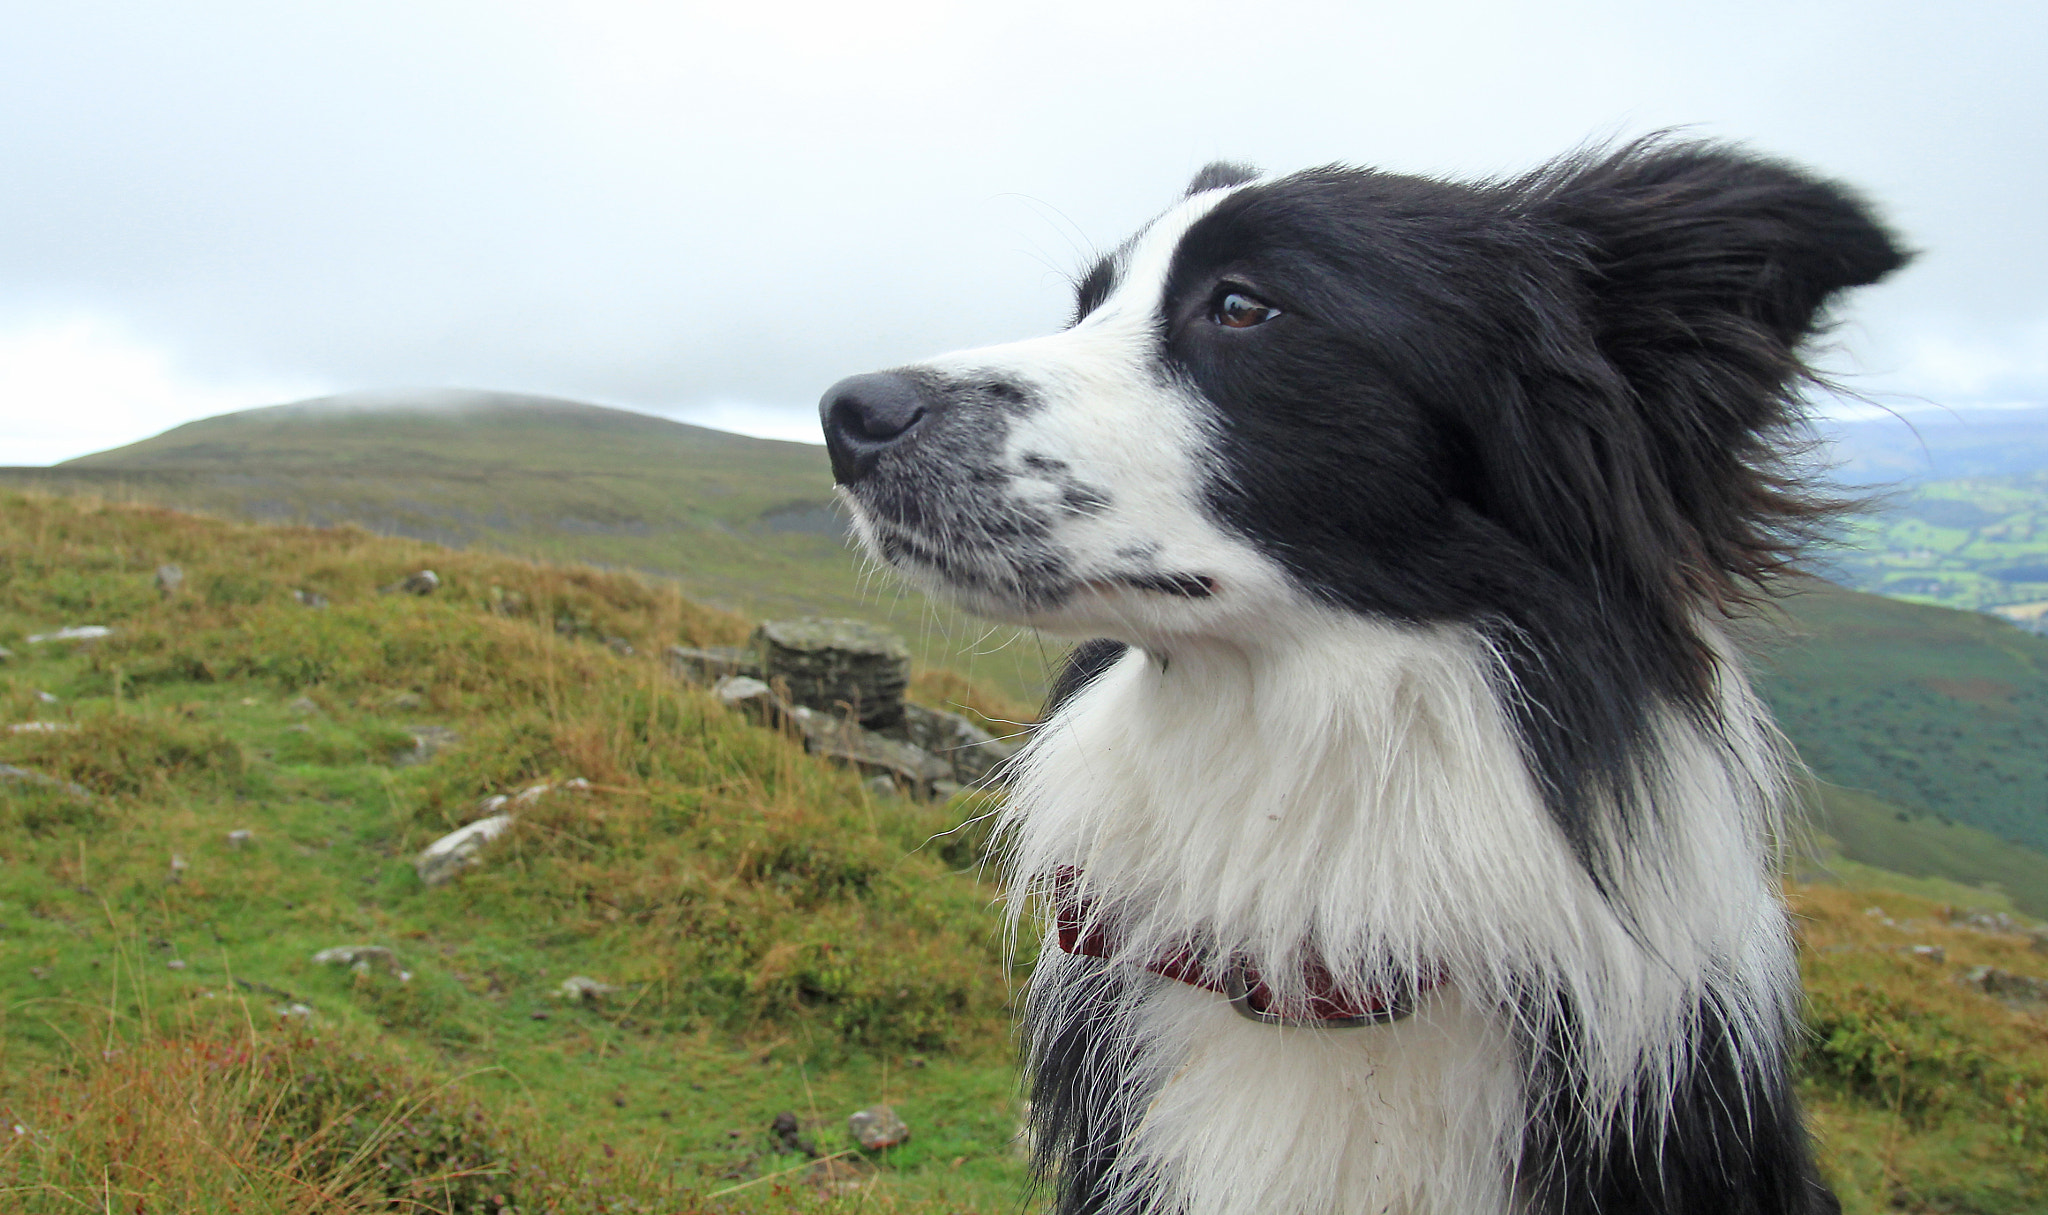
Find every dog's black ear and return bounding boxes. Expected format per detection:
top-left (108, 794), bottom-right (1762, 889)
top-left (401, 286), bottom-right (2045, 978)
top-left (1186, 161), bottom-right (1259, 196)
top-left (1528, 137), bottom-right (1909, 354)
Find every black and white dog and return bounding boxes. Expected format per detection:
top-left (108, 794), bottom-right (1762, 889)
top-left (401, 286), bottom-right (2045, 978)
top-left (819, 138), bottom-right (1903, 1215)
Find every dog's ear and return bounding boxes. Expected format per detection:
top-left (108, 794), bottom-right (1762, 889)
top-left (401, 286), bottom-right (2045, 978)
top-left (1529, 138), bottom-right (1909, 358)
top-left (1186, 161), bottom-right (1259, 196)
top-left (1481, 140), bottom-right (1908, 629)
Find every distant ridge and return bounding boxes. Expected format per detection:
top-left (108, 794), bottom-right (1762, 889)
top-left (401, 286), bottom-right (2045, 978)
top-left (60, 389), bottom-right (797, 473)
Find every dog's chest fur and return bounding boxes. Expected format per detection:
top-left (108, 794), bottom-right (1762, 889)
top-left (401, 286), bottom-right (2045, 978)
top-left (1002, 621), bottom-right (1793, 1215)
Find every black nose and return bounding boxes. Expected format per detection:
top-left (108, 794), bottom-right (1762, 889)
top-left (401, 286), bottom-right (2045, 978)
top-left (819, 371), bottom-right (930, 485)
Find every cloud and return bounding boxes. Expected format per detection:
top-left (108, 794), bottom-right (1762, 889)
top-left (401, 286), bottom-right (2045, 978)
top-left (0, 316), bottom-right (323, 465)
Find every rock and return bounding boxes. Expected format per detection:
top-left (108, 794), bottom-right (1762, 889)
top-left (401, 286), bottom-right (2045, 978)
top-left (751, 619), bottom-right (910, 731)
top-left (292, 589), bottom-right (329, 608)
top-left (1955, 965), bottom-right (2048, 1007)
top-left (808, 1155), bottom-right (873, 1195)
top-left (847, 1104), bottom-right (910, 1150)
top-left (287, 696), bottom-right (321, 716)
top-left (393, 570), bottom-right (440, 595)
top-left (415, 813), bottom-right (516, 886)
top-left (227, 829), bottom-right (254, 849)
top-left (168, 855), bottom-right (188, 883)
top-left (771, 1111), bottom-right (819, 1157)
top-left (279, 1002), bottom-right (315, 1020)
top-left (604, 636), bottom-right (635, 656)
top-left (556, 975), bottom-right (618, 1002)
top-left (667, 645), bottom-right (759, 685)
top-left (35, 691), bottom-right (58, 704)
top-left (864, 774), bottom-right (899, 799)
top-left (8, 722), bottom-right (77, 733)
top-left (393, 725), bottom-right (459, 766)
top-left (898, 702), bottom-right (1021, 786)
top-left (716, 676), bottom-right (790, 727)
top-left (26, 625), bottom-right (113, 644)
top-left (793, 707), bottom-right (952, 797)
top-left (1905, 944), bottom-right (1946, 964)
top-left (0, 646), bottom-right (13, 663)
top-left (154, 564), bottom-right (184, 596)
top-left (0, 763), bottom-right (93, 800)
top-left (166, 958), bottom-right (187, 970)
top-left (313, 945), bottom-right (400, 974)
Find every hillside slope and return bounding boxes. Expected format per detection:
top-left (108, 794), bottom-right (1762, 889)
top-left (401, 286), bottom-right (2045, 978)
top-left (2, 490), bottom-right (2045, 1213)
top-left (1754, 580), bottom-right (2048, 875)
top-left (0, 392), bottom-right (1061, 707)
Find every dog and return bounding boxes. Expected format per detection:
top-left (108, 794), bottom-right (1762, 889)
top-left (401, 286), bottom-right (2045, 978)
top-left (818, 137), bottom-right (1904, 1215)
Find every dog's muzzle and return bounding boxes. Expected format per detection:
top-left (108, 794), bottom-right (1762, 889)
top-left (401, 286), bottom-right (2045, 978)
top-left (819, 371), bottom-right (936, 485)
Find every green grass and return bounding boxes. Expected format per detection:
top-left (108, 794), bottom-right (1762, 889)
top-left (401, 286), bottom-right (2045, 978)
top-left (0, 392), bottom-right (1063, 711)
top-left (1752, 580), bottom-right (2048, 877)
top-left (0, 489), bottom-right (1028, 1212)
top-left (4, 489), bottom-right (2048, 1211)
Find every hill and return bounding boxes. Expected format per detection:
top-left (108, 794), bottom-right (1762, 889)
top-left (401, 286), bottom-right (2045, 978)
top-left (7, 394), bottom-right (2047, 905)
top-left (1753, 579), bottom-right (2048, 901)
top-left (2, 490), bottom-right (2045, 1213)
top-left (0, 391), bottom-right (1060, 707)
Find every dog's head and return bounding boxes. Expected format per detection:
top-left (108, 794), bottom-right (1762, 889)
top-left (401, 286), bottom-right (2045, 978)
top-left (821, 139), bottom-right (1906, 652)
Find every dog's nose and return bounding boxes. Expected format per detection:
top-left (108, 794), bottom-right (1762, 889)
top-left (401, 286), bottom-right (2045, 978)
top-left (819, 371), bottom-right (929, 485)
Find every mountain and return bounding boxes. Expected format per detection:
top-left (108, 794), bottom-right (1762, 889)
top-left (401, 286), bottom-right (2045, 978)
top-left (1, 391), bottom-right (1061, 706)
top-left (8, 393), bottom-right (2047, 905)
top-left (1752, 579), bottom-right (2048, 902)
top-left (1821, 403), bottom-right (2048, 484)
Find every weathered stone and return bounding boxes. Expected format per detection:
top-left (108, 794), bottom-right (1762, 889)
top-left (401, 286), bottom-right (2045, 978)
top-left (847, 1104), bottom-right (910, 1150)
top-left (393, 725), bottom-right (459, 766)
top-left (557, 975), bottom-right (618, 1001)
top-left (1956, 965), bottom-right (2048, 1007)
top-left (604, 636), bottom-right (635, 656)
top-left (792, 707), bottom-right (952, 796)
top-left (227, 829), bottom-right (255, 849)
top-left (0, 763), bottom-right (92, 799)
top-left (293, 588), bottom-right (329, 608)
top-left (154, 564), bottom-right (184, 596)
top-left (26, 625), bottom-right (113, 644)
top-left (287, 696), bottom-right (321, 716)
top-left (1905, 944), bottom-right (1945, 964)
top-left (8, 722), bottom-right (77, 734)
top-left (751, 619), bottom-right (910, 731)
top-left (385, 569), bottom-right (440, 596)
top-left (313, 945), bottom-right (400, 974)
top-left (716, 676), bottom-right (791, 728)
top-left (0, 646), bottom-right (13, 663)
top-left (667, 645), bottom-right (759, 685)
top-left (415, 813), bottom-right (516, 886)
top-left (898, 702), bottom-right (1022, 787)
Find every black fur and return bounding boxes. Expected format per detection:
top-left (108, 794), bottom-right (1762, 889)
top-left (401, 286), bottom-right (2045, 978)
top-left (1154, 137), bottom-right (1905, 872)
top-left (1028, 141), bottom-right (1902, 1214)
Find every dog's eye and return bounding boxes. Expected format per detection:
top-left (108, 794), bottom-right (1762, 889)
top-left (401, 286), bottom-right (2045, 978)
top-left (1213, 289), bottom-right (1280, 329)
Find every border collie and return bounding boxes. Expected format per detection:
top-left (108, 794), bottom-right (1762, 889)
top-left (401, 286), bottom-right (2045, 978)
top-left (819, 138), bottom-right (1904, 1215)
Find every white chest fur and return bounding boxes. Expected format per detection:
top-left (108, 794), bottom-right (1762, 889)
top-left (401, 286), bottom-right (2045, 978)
top-left (999, 617), bottom-right (1796, 1215)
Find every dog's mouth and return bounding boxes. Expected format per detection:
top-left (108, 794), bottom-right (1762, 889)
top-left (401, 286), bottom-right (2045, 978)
top-left (1084, 573), bottom-right (1218, 599)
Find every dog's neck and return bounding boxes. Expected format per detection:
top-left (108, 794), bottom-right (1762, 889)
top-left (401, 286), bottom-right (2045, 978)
top-left (1000, 611), bottom-right (1795, 1079)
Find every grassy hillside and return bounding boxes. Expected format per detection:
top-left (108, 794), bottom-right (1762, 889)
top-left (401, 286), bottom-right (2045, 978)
top-left (7, 395), bottom-right (2045, 907)
top-left (3, 490), bottom-right (2047, 1212)
top-left (0, 489), bottom-right (1027, 1212)
top-left (0, 392), bottom-right (1063, 709)
top-left (1754, 580), bottom-right (2048, 877)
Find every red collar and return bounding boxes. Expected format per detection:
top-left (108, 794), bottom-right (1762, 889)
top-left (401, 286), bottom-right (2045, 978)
top-left (1051, 867), bottom-right (1442, 1027)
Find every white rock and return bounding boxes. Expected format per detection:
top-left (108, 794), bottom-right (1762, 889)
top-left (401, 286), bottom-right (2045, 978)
top-left (556, 975), bottom-right (619, 1001)
top-left (227, 829), bottom-right (254, 849)
top-left (414, 813), bottom-right (516, 887)
top-left (848, 1104), bottom-right (910, 1150)
top-left (312, 945), bottom-right (399, 972)
top-left (7, 722), bottom-right (76, 733)
top-left (26, 626), bottom-right (112, 644)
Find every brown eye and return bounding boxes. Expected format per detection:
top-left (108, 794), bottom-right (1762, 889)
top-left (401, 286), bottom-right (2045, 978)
top-left (1214, 290), bottom-right (1280, 328)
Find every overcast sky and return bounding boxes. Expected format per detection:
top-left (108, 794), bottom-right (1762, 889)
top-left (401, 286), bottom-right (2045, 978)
top-left (2, 0), bottom-right (2042, 465)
